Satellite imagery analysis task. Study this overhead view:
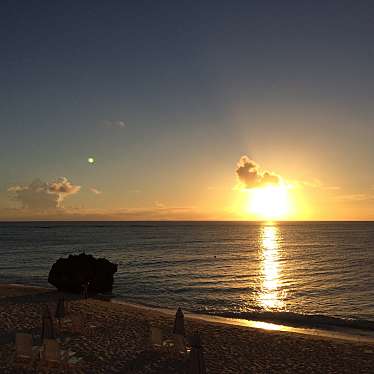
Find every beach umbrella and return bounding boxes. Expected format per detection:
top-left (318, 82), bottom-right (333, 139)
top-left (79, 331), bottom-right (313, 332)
top-left (187, 332), bottom-right (206, 374)
top-left (173, 307), bottom-right (185, 336)
top-left (41, 305), bottom-right (55, 341)
top-left (55, 296), bottom-right (65, 324)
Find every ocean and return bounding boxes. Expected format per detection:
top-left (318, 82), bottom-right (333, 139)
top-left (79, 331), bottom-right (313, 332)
top-left (1, 221), bottom-right (373, 334)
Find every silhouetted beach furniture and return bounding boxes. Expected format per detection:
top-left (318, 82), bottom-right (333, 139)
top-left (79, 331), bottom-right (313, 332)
top-left (41, 306), bottom-right (55, 341)
top-left (173, 307), bottom-right (185, 336)
top-left (150, 326), bottom-right (163, 348)
top-left (172, 333), bottom-right (188, 355)
top-left (71, 313), bottom-right (85, 333)
top-left (70, 313), bottom-right (96, 336)
top-left (187, 332), bottom-right (206, 374)
top-left (85, 316), bottom-right (97, 337)
top-left (65, 300), bottom-right (70, 315)
top-left (37, 337), bottom-right (81, 372)
top-left (55, 297), bottom-right (65, 327)
top-left (40, 338), bottom-right (63, 369)
top-left (15, 333), bottom-right (34, 367)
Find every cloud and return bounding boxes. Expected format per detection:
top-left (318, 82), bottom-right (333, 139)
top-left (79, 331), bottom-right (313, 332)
top-left (334, 194), bottom-right (374, 202)
top-left (90, 187), bottom-right (102, 195)
top-left (236, 156), bottom-right (281, 189)
top-left (8, 177), bottom-right (81, 211)
top-left (290, 179), bottom-right (340, 191)
top-left (111, 205), bottom-right (197, 218)
top-left (154, 201), bottom-right (166, 208)
top-left (322, 185), bottom-right (341, 191)
top-left (48, 178), bottom-right (80, 196)
top-left (103, 120), bottom-right (126, 129)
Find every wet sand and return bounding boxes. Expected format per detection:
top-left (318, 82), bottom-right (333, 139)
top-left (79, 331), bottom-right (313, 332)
top-left (0, 284), bottom-right (373, 373)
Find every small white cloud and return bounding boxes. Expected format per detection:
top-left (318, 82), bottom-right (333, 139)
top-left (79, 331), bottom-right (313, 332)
top-left (154, 201), bottom-right (166, 208)
top-left (288, 179), bottom-right (340, 191)
top-left (323, 185), bottom-right (341, 191)
top-left (90, 188), bottom-right (102, 195)
top-left (102, 120), bottom-right (126, 129)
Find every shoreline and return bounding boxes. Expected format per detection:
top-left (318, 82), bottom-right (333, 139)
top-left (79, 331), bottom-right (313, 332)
top-left (1, 283), bottom-right (373, 373)
top-left (111, 299), bottom-right (374, 344)
top-left (3, 282), bottom-right (374, 344)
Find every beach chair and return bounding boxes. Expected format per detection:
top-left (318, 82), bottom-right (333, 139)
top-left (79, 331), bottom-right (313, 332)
top-left (187, 333), bottom-right (206, 374)
top-left (39, 339), bottom-right (81, 373)
top-left (171, 333), bottom-right (188, 355)
top-left (71, 313), bottom-right (96, 336)
top-left (40, 338), bottom-right (62, 369)
top-left (86, 314), bottom-right (98, 336)
top-left (150, 326), bottom-right (163, 348)
top-left (71, 314), bottom-right (84, 333)
top-left (15, 333), bottom-right (34, 367)
top-left (65, 300), bottom-right (70, 315)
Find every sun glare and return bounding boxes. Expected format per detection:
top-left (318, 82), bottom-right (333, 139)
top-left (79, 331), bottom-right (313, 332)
top-left (248, 185), bottom-right (290, 220)
top-left (258, 225), bottom-right (284, 309)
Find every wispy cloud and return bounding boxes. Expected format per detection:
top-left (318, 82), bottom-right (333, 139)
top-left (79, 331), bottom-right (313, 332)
top-left (102, 120), bottom-right (126, 129)
top-left (334, 194), bottom-right (374, 202)
top-left (154, 201), bottom-right (166, 208)
top-left (291, 179), bottom-right (340, 191)
top-left (111, 205), bottom-right (197, 218)
top-left (8, 177), bottom-right (81, 211)
top-left (90, 187), bottom-right (102, 195)
top-left (322, 185), bottom-right (341, 191)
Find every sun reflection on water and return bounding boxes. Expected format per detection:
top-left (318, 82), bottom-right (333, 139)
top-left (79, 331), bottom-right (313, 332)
top-left (259, 225), bottom-right (284, 309)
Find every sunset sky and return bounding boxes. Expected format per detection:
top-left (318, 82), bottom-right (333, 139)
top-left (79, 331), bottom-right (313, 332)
top-left (1, 1), bottom-right (374, 221)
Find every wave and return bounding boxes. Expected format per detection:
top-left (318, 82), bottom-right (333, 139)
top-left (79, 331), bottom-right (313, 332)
top-left (173, 286), bottom-right (254, 294)
top-left (202, 310), bottom-right (374, 332)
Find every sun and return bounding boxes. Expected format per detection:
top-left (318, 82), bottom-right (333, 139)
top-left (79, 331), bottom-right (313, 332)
top-left (248, 184), bottom-right (290, 219)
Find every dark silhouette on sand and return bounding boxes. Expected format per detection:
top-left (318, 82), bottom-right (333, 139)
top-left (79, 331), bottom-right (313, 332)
top-left (48, 253), bottom-right (117, 294)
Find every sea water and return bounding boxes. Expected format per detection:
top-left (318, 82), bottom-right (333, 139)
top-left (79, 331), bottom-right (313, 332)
top-left (0, 221), bottom-right (373, 333)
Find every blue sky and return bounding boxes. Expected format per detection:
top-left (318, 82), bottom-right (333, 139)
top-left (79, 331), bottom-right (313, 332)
top-left (1, 1), bottom-right (374, 219)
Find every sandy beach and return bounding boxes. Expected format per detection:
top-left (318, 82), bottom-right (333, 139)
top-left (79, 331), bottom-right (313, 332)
top-left (0, 284), bottom-right (373, 373)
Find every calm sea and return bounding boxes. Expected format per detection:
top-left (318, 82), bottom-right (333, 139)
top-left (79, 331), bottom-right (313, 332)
top-left (1, 221), bottom-right (373, 333)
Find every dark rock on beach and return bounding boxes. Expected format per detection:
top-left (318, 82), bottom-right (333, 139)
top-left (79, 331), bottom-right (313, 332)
top-left (48, 253), bottom-right (118, 293)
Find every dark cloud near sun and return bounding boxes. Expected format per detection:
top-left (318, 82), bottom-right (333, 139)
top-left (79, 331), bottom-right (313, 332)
top-left (236, 156), bottom-right (281, 189)
top-left (8, 177), bottom-right (81, 211)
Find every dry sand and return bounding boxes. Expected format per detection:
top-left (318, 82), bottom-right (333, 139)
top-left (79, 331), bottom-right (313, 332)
top-left (0, 284), bottom-right (373, 373)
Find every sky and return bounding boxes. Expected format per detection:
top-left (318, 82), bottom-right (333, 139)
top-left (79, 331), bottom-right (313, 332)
top-left (1, 1), bottom-right (374, 221)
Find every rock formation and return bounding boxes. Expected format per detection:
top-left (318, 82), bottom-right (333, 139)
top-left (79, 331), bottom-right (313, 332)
top-left (48, 253), bottom-right (117, 294)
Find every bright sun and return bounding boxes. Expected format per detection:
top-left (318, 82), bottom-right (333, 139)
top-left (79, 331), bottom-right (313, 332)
top-left (248, 185), bottom-right (290, 219)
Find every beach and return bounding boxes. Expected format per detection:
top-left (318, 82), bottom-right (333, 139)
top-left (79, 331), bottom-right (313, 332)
top-left (0, 284), bottom-right (373, 373)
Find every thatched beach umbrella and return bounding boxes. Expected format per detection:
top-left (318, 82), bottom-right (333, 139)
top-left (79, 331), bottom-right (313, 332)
top-left (55, 296), bottom-right (65, 326)
top-left (187, 332), bottom-right (206, 374)
top-left (173, 307), bottom-right (185, 336)
top-left (41, 306), bottom-right (55, 341)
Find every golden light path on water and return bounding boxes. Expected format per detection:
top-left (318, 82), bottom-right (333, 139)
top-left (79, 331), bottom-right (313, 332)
top-left (258, 224), bottom-right (284, 310)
